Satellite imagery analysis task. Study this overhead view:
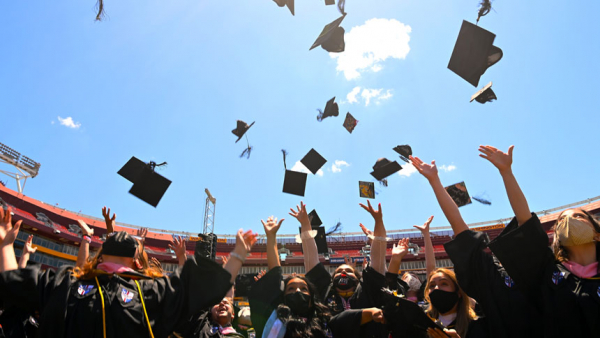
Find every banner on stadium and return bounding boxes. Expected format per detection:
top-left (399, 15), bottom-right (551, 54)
top-left (471, 223), bottom-right (505, 232)
top-left (188, 237), bottom-right (201, 242)
top-left (351, 256), bottom-right (370, 263)
top-left (328, 258), bottom-right (345, 264)
top-left (217, 238), bottom-right (227, 243)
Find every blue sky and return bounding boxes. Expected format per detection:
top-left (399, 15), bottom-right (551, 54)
top-left (1, 0), bottom-right (599, 236)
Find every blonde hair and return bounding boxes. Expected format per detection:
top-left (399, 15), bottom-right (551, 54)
top-left (424, 268), bottom-right (476, 338)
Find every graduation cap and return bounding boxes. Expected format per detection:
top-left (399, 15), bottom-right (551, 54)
top-left (359, 181), bottom-right (375, 199)
top-left (381, 289), bottom-right (448, 337)
top-left (343, 112), bottom-right (358, 133)
top-left (370, 158), bottom-right (402, 182)
top-left (118, 157), bottom-right (172, 207)
top-left (232, 120), bottom-right (255, 159)
top-left (317, 97), bottom-right (340, 121)
top-left (470, 81), bottom-right (497, 104)
top-left (445, 181), bottom-right (472, 208)
top-left (310, 14), bottom-right (347, 53)
top-left (301, 149), bottom-right (327, 175)
top-left (298, 226), bottom-right (329, 254)
top-left (308, 209), bottom-right (323, 226)
top-left (273, 0), bottom-right (294, 15)
top-left (325, 0), bottom-right (335, 5)
top-left (448, 20), bottom-right (503, 87)
top-left (393, 145), bottom-right (412, 163)
top-left (282, 149), bottom-right (308, 196)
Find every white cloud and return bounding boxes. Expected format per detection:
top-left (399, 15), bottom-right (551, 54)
top-left (331, 160), bottom-right (350, 173)
top-left (57, 116), bottom-right (81, 129)
top-left (347, 86), bottom-right (361, 104)
top-left (439, 164), bottom-right (457, 172)
top-left (291, 161), bottom-right (324, 177)
top-left (361, 88), bottom-right (382, 106)
top-left (330, 18), bottom-right (411, 80)
top-left (398, 163), bottom-right (417, 177)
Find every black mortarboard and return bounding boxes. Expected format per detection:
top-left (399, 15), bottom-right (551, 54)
top-left (393, 145), bottom-right (412, 163)
top-left (102, 231), bottom-right (138, 257)
top-left (359, 181), bottom-right (375, 199)
top-left (232, 120), bottom-right (255, 143)
top-left (273, 0), bottom-right (294, 16)
top-left (370, 158), bottom-right (402, 181)
top-left (283, 170), bottom-right (308, 196)
top-left (448, 20), bottom-right (503, 87)
top-left (310, 14), bottom-right (346, 53)
top-left (317, 97), bottom-right (339, 121)
top-left (308, 209), bottom-right (323, 226)
top-left (300, 149), bottom-right (327, 175)
top-left (381, 290), bottom-right (447, 336)
top-left (298, 226), bottom-right (328, 254)
top-left (470, 81), bottom-right (497, 104)
top-left (325, 0), bottom-right (335, 5)
top-left (118, 157), bottom-right (172, 207)
top-left (343, 112), bottom-right (358, 133)
top-left (445, 181), bottom-right (472, 208)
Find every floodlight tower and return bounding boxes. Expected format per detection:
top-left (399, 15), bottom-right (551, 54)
top-left (203, 188), bottom-right (216, 234)
top-left (0, 142), bottom-right (41, 193)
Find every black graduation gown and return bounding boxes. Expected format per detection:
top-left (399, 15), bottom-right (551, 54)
top-left (488, 213), bottom-right (600, 338)
top-left (443, 229), bottom-right (543, 338)
top-left (173, 312), bottom-right (245, 338)
top-left (0, 256), bottom-right (233, 338)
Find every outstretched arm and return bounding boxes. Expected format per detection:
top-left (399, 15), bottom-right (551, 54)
top-left (223, 229), bottom-right (257, 284)
top-left (359, 200), bottom-right (387, 275)
top-left (76, 220), bottom-right (94, 268)
top-left (290, 202), bottom-right (320, 273)
top-left (261, 216), bottom-right (284, 270)
top-left (479, 145), bottom-right (531, 225)
top-left (101, 206), bottom-right (116, 234)
top-left (411, 156), bottom-right (469, 236)
top-left (414, 216), bottom-right (435, 279)
top-left (0, 207), bottom-right (21, 272)
top-left (18, 234), bottom-right (37, 268)
top-left (169, 235), bottom-right (188, 267)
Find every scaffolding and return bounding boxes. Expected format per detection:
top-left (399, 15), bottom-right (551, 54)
top-left (202, 189), bottom-right (217, 259)
top-left (0, 142), bottom-right (41, 194)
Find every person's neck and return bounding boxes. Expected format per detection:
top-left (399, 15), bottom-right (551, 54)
top-left (566, 242), bottom-right (597, 266)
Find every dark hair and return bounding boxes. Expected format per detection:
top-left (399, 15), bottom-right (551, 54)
top-left (552, 208), bottom-right (600, 262)
top-left (277, 275), bottom-right (331, 338)
top-left (330, 263), bottom-right (362, 281)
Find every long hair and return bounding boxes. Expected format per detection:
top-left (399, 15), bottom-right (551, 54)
top-left (424, 268), bottom-right (476, 338)
top-left (277, 275), bottom-right (331, 338)
top-left (551, 208), bottom-right (600, 262)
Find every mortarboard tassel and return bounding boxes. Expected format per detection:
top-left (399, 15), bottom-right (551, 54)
top-left (240, 146), bottom-right (253, 159)
top-left (378, 179), bottom-right (388, 187)
top-left (95, 0), bottom-right (105, 21)
top-left (326, 222), bottom-right (343, 236)
top-left (476, 0), bottom-right (492, 24)
top-left (473, 196), bottom-right (492, 205)
top-left (337, 0), bottom-right (346, 15)
top-left (282, 149), bottom-right (289, 169)
top-left (316, 109), bottom-right (325, 122)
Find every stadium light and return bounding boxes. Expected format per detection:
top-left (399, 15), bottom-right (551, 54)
top-left (205, 188), bottom-right (216, 205)
top-left (0, 142), bottom-right (41, 193)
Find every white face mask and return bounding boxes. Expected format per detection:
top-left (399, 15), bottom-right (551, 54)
top-left (556, 215), bottom-right (596, 247)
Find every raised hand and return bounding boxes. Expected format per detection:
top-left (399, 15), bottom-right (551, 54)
top-left (289, 201), bottom-right (310, 226)
top-left (391, 238), bottom-right (410, 260)
top-left (359, 200), bottom-right (383, 223)
top-left (168, 235), bottom-right (187, 260)
top-left (235, 229), bottom-right (258, 256)
top-left (479, 145), bottom-right (514, 173)
top-left (77, 220), bottom-right (94, 237)
top-left (24, 235), bottom-right (37, 254)
top-left (413, 216), bottom-right (434, 235)
top-left (221, 255), bottom-right (228, 266)
top-left (359, 223), bottom-right (374, 238)
top-left (150, 257), bottom-right (163, 270)
top-left (261, 216), bottom-right (284, 238)
top-left (136, 228), bottom-right (148, 242)
top-left (101, 206), bottom-right (116, 234)
top-left (410, 155), bottom-right (438, 181)
top-left (0, 207), bottom-right (21, 247)
top-left (254, 270), bottom-right (266, 281)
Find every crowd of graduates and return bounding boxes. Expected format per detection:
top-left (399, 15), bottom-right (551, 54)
top-left (0, 145), bottom-right (599, 338)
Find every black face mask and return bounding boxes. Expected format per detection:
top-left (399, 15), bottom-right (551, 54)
top-left (284, 292), bottom-right (311, 318)
top-left (429, 289), bottom-right (459, 314)
top-left (333, 273), bottom-right (358, 291)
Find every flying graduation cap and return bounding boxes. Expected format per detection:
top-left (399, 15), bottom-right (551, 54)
top-left (325, 0), bottom-right (335, 5)
top-left (301, 149), bottom-right (327, 175)
top-left (308, 209), bottom-right (323, 226)
top-left (470, 81), bottom-right (497, 104)
top-left (393, 145), bottom-right (412, 163)
top-left (359, 181), bottom-right (375, 199)
top-left (343, 112), bottom-right (358, 133)
top-left (273, 0), bottom-right (294, 15)
top-left (232, 120), bottom-right (255, 158)
top-left (310, 1), bottom-right (347, 53)
top-left (317, 97), bottom-right (340, 121)
top-left (445, 181), bottom-right (472, 208)
top-left (282, 149), bottom-right (308, 196)
top-left (370, 158), bottom-right (402, 186)
top-left (118, 157), bottom-right (172, 207)
top-left (448, 20), bottom-right (503, 87)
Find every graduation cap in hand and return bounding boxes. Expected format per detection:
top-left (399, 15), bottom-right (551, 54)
top-left (317, 97), bottom-right (340, 121)
top-left (470, 81), bottom-right (497, 104)
top-left (448, 20), bottom-right (503, 87)
top-left (393, 145), bottom-right (412, 163)
top-left (445, 181), bottom-right (472, 208)
top-left (118, 157), bottom-right (171, 207)
top-left (310, 14), bottom-right (347, 53)
top-left (232, 120), bottom-right (255, 159)
top-left (370, 158), bottom-right (402, 186)
top-left (273, 0), bottom-right (294, 16)
top-left (343, 112), bottom-right (358, 133)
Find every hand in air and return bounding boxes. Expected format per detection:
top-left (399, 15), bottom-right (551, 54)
top-left (168, 235), bottom-right (187, 259)
top-left (289, 201), bottom-right (310, 226)
top-left (24, 235), bottom-right (37, 254)
top-left (235, 229), bottom-right (258, 255)
top-left (392, 238), bottom-right (410, 260)
top-left (77, 220), bottom-right (94, 237)
top-left (101, 207), bottom-right (116, 234)
top-left (0, 207), bottom-right (21, 247)
top-left (410, 156), bottom-right (438, 181)
top-left (478, 145), bottom-right (514, 173)
top-left (359, 200), bottom-right (383, 223)
top-left (413, 216), bottom-right (434, 235)
top-left (261, 216), bottom-right (284, 237)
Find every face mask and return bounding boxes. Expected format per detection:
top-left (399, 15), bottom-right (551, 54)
top-left (334, 272), bottom-right (358, 291)
top-left (284, 292), bottom-right (311, 317)
top-left (429, 289), bottom-right (459, 314)
top-left (556, 216), bottom-right (596, 247)
top-left (402, 273), bottom-right (422, 292)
